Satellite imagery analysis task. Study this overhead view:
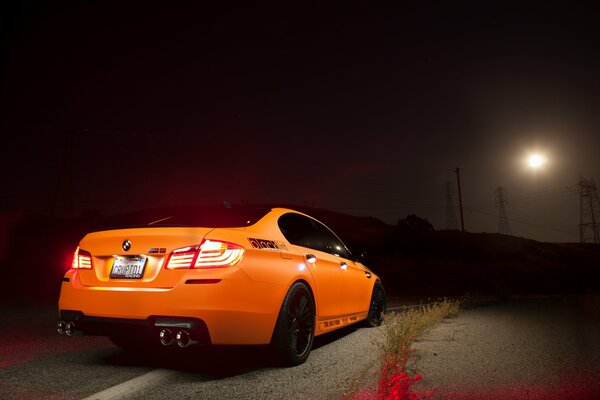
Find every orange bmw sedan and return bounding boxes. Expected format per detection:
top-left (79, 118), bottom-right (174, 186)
top-left (58, 206), bottom-right (386, 365)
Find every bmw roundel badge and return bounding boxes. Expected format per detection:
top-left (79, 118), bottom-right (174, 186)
top-left (122, 240), bottom-right (131, 252)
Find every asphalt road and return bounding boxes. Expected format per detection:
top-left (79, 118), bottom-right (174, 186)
top-left (3, 298), bottom-right (598, 400)
top-left (0, 300), bottom-right (401, 400)
top-left (411, 298), bottom-right (600, 399)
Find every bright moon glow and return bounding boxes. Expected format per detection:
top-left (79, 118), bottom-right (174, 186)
top-left (528, 153), bottom-right (546, 168)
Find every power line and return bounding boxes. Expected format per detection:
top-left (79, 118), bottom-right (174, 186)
top-left (464, 206), bottom-right (575, 235)
top-left (466, 186), bottom-right (578, 209)
top-left (508, 191), bottom-right (578, 206)
top-left (505, 185), bottom-right (578, 200)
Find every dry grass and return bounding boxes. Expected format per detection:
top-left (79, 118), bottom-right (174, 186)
top-left (377, 299), bottom-right (460, 373)
top-left (350, 300), bottom-right (460, 399)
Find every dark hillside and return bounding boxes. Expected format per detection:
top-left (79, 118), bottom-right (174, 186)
top-left (366, 223), bottom-right (600, 297)
top-left (280, 205), bottom-right (393, 252)
top-left (298, 211), bottom-right (600, 297)
top-left (1, 206), bottom-right (598, 300)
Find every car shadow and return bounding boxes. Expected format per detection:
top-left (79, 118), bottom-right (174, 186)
top-left (101, 323), bottom-right (364, 378)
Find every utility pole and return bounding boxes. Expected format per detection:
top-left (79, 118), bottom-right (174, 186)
top-left (579, 175), bottom-right (600, 243)
top-left (455, 168), bottom-right (465, 233)
top-left (494, 186), bottom-right (512, 235)
top-left (445, 181), bottom-right (458, 230)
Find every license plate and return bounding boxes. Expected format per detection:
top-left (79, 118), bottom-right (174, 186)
top-left (110, 256), bottom-right (147, 279)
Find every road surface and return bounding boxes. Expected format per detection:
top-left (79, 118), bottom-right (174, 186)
top-left (3, 298), bottom-right (598, 399)
top-left (0, 300), bottom-right (408, 400)
top-left (410, 298), bottom-right (600, 399)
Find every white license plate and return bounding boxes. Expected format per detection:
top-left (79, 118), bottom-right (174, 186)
top-left (110, 256), bottom-right (147, 279)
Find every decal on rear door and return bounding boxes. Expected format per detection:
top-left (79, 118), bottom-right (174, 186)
top-left (247, 238), bottom-right (288, 251)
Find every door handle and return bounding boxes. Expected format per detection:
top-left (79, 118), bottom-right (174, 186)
top-left (364, 271), bottom-right (372, 279)
top-left (306, 254), bottom-right (317, 263)
top-left (340, 262), bottom-right (347, 271)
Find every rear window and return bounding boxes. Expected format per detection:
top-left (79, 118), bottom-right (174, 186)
top-left (95, 205), bottom-right (271, 230)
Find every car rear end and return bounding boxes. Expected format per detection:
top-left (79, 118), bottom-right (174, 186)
top-left (57, 206), bottom-right (288, 348)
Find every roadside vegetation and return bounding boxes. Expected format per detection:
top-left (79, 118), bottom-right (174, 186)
top-left (354, 299), bottom-right (461, 400)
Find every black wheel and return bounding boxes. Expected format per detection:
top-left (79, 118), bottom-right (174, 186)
top-left (364, 282), bottom-right (386, 327)
top-left (271, 282), bottom-right (315, 366)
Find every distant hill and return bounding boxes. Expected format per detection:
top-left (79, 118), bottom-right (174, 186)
top-left (1, 206), bottom-right (598, 300)
top-left (284, 209), bottom-right (600, 297)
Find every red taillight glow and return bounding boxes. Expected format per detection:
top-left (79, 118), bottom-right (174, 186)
top-left (165, 247), bottom-right (197, 269)
top-left (71, 247), bottom-right (79, 269)
top-left (195, 240), bottom-right (244, 268)
top-left (165, 240), bottom-right (244, 269)
top-left (71, 247), bottom-right (93, 269)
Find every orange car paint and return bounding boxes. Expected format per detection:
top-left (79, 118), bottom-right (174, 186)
top-left (59, 208), bottom-right (379, 344)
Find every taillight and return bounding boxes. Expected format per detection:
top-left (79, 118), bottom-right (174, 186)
top-left (165, 240), bottom-right (244, 269)
top-left (165, 247), bottom-right (197, 269)
top-left (71, 247), bottom-right (93, 269)
top-left (195, 240), bottom-right (244, 268)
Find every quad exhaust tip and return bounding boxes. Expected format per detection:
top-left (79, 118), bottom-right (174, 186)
top-left (65, 321), bottom-right (75, 336)
top-left (159, 328), bottom-right (196, 348)
top-left (59, 319), bottom-right (198, 348)
top-left (58, 320), bottom-right (76, 336)
top-left (57, 320), bottom-right (66, 335)
top-left (159, 328), bottom-right (174, 346)
top-left (176, 330), bottom-right (191, 348)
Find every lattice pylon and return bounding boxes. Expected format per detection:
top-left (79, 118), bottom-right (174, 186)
top-left (494, 186), bottom-right (512, 235)
top-left (579, 176), bottom-right (600, 243)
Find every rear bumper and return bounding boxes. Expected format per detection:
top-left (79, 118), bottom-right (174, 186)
top-left (59, 311), bottom-right (212, 345)
top-left (58, 268), bottom-right (287, 345)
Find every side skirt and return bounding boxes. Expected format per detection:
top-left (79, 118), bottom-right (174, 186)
top-left (315, 311), bottom-right (369, 335)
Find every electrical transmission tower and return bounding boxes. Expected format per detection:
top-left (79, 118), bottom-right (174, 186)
top-left (494, 186), bottom-right (512, 235)
top-left (579, 176), bottom-right (600, 243)
top-left (445, 181), bottom-right (458, 230)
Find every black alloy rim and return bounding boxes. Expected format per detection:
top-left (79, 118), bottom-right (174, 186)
top-left (371, 286), bottom-right (385, 324)
top-left (287, 289), bottom-right (314, 357)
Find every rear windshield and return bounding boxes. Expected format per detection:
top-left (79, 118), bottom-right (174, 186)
top-left (95, 205), bottom-right (271, 230)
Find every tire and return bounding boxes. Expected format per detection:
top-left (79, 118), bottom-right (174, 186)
top-left (364, 281), bottom-right (386, 327)
top-left (271, 282), bottom-right (315, 366)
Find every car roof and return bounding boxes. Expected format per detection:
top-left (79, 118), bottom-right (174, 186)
top-left (90, 204), bottom-right (321, 231)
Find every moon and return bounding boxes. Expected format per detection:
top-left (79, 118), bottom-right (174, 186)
top-left (527, 153), bottom-right (546, 168)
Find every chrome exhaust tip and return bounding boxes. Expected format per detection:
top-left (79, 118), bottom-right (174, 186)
top-left (65, 321), bottom-right (76, 336)
top-left (175, 330), bottom-right (191, 348)
top-left (159, 328), bottom-right (174, 346)
top-left (57, 320), bottom-right (66, 335)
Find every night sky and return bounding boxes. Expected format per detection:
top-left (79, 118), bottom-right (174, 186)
top-left (2, 1), bottom-right (600, 242)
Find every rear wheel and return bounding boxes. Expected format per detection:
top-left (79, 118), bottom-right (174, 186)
top-left (364, 282), bottom-right (386, 327)
top-left (271, 282), bottom-right (315, 366)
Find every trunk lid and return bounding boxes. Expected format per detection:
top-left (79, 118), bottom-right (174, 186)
top-left (76, 227), bottom-right (213, 288)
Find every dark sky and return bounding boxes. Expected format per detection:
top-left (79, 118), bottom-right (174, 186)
top-left (2, 1), bottom-right (600, 242)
